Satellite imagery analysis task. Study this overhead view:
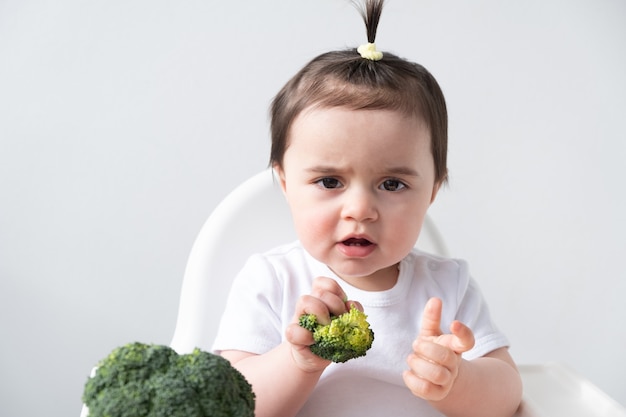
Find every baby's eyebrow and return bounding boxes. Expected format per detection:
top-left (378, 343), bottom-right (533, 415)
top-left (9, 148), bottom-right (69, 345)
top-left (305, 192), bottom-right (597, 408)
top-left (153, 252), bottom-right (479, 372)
top-left (305, 165), bottom-right (342, 174)
top-left (304, 165), bottom-right (420, 177)
top-left (383, 166), bottom-right (420, 177)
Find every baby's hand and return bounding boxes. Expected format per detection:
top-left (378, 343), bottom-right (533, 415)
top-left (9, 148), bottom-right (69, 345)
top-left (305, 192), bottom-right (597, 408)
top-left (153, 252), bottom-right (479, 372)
top-left (403, 297), bottom-right (475, 402)
top-left (285, 277), bottom-right (359, 372)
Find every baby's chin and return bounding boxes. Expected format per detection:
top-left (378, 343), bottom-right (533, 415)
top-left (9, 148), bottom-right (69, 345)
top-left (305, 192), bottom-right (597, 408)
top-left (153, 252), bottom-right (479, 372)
top-left (328, 263), bottom-right (400, 292)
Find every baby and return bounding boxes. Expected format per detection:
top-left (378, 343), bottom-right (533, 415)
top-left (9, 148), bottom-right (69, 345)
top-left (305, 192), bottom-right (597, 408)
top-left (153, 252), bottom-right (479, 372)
top-left (213, 1), bottom-right (523, 416)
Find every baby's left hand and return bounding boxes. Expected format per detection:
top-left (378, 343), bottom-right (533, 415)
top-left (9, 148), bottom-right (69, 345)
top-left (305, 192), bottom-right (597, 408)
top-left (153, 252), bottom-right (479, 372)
top-left (403, 297), bottom-right (475, 402)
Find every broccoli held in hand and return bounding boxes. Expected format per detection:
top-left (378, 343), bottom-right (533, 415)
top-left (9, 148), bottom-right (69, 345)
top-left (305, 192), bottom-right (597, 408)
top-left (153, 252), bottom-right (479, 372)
top-left (82, 342), bottom-right (255, 417)
top-left (299, 305), bottom-right (374, 363)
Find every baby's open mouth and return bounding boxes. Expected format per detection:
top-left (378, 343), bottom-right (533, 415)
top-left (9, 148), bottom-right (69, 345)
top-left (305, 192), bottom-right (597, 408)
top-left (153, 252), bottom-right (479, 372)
top-left (342, 238), bottom-right (373, 247)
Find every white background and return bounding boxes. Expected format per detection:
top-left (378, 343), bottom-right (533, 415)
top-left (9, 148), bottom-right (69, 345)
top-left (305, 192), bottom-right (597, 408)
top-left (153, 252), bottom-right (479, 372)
top-left (1, 0), bottom-right (625, 416)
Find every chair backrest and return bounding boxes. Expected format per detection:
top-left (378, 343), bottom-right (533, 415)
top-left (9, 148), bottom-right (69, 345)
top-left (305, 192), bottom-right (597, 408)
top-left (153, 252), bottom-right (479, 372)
top-left (170, 168), bottom-right (449, 354)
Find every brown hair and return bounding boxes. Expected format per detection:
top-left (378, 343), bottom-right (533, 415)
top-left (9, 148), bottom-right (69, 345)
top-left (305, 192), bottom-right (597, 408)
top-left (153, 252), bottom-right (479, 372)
top-left (269, 0), bottom-right (448, 185)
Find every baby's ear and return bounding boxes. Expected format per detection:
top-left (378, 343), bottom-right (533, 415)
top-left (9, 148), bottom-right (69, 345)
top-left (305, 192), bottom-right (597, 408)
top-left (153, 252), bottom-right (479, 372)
top-left (430, 181), bottom-right (441, 204)
top-left (430, 171), bottom-right (447, 204)
top-left (273, 164), bottom-right (288, 196)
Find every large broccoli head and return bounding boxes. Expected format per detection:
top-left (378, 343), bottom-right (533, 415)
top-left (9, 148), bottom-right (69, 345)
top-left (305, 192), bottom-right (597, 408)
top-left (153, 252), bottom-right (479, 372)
top-left (82, 342), bottom-right (255, 417)
top-left (299, 305), bottom-right (374, 363)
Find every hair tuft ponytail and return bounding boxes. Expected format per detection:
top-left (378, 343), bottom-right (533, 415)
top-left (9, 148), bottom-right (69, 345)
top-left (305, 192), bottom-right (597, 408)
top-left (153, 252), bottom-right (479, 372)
top-left (352, 0), bottom-right (385, 43)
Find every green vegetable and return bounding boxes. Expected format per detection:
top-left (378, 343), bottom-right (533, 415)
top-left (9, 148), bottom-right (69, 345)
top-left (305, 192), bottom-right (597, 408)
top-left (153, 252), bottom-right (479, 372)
top-left (299, 305), bottom-right (375, 363)
top-left (82, 342), bottom-right (255, 417)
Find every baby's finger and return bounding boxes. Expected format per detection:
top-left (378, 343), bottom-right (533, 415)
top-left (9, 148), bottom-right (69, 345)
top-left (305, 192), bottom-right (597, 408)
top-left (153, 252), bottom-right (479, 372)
top-left (406, 349), bottom-right (454, 387)
top-left (412, 338), bottom-right (458, 370)
top-left (311, 277), bottom-right (348, 317)
top-left (419, 297), bottom-right (443, 338)
top-left (294, 294), bottom-right (332, 325)
top-left (311, 276), bottom-right (348, 301)
top-left (285, 322), bottom-right (315, 347)
top-left (448, 320), bottom-right (475, 354)
top-left (402, 367), bottom-right (448, 402)
top-left (317, 291), bottom-right (349, 318)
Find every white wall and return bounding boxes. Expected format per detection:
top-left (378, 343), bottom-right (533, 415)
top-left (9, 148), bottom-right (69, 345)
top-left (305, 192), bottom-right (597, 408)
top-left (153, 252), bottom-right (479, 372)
top-left (1, 1), bottom-right (624, 416)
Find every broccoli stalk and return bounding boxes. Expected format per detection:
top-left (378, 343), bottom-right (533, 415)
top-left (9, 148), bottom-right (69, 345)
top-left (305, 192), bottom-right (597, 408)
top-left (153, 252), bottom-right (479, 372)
top-left (82, 342), bottom-right (255, 417)
top-left (299, 304), bottom-right (374, 363)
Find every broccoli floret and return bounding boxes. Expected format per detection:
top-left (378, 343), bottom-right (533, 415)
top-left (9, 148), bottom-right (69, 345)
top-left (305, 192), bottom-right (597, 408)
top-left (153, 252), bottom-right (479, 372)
top-left (82, 342), bottom-right (255, 417)
top-left (299, 305), bottom-right (374, 363)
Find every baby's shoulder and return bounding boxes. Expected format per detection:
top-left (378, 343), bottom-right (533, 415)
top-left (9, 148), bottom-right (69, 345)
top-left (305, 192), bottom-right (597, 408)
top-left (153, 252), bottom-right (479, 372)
top-left (403, 248), bottom-right (470, 280)
top-left (248, 240), bottom-right (323, 282)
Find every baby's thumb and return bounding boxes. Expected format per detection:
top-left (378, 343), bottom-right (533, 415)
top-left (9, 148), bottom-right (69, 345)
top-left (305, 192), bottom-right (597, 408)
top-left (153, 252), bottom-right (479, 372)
top-left (345, 300), bottom-right (364, 312)
top-left (449, 320), bottom-right (475, 353)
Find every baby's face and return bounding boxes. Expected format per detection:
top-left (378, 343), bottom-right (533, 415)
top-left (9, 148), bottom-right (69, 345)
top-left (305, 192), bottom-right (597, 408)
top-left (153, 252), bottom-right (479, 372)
top-left (276, 106), bottom-right (439, 291)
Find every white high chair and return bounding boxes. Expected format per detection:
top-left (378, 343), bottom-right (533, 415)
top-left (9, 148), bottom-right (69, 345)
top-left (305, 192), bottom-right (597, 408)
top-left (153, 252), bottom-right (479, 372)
top-left (169, 168), bottom-right (626, 417)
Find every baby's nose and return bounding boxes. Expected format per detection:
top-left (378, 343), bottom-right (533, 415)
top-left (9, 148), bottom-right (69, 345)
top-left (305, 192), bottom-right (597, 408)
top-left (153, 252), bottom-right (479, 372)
top-left (340, 188), bottom-right (378, 222)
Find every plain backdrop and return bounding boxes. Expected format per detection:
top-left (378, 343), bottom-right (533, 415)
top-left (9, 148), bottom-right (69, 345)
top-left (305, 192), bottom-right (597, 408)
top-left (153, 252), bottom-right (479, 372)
top-left (1, 0), bottom-right (625, 416)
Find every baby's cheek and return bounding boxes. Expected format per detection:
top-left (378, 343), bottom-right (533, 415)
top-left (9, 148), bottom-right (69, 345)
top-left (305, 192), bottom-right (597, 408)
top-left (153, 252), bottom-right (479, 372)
top-left (297, 212), bottom-right (335, 241)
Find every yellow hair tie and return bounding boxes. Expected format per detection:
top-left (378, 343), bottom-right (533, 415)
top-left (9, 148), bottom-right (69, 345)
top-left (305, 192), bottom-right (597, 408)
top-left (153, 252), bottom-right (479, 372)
top-left (357, 42), bottom-right (383, 61)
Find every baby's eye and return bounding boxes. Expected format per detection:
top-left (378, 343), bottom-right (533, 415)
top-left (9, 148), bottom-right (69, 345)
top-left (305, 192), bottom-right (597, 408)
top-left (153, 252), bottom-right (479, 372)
top-left (316, 177), bottom-right (342, 189)
top-left (380, 179), bottom-right (407, 192)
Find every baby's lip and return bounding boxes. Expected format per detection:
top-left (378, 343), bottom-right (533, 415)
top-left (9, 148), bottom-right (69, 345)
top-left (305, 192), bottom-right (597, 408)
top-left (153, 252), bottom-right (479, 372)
top-left (337, 235), bottom-right (377, 258)
top-left (340, 235), bottom-right (375, 246)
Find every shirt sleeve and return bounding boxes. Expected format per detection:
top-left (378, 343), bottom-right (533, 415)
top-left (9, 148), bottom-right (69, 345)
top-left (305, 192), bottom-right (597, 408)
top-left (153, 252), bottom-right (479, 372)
top-left (454, 263), bottom-right (510, 360)
top-left (212, 253), bottom-right (285, 355)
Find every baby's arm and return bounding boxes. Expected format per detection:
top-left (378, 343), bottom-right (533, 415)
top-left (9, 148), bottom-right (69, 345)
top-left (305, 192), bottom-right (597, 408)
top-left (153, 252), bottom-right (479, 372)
top-left (221, 277), bottom-right (351, 417)
top-left (403, 298), bottom-right (522, 417)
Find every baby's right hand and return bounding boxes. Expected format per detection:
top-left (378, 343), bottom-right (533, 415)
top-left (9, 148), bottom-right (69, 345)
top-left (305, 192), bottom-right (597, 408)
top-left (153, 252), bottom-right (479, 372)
top-left (286, 276), bottom-right (358, 372)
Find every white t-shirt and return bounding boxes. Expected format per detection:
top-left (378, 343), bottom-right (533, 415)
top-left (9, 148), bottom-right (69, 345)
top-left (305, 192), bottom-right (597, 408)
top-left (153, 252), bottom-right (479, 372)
top-left (213, 241), bottom-right (509, 417)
